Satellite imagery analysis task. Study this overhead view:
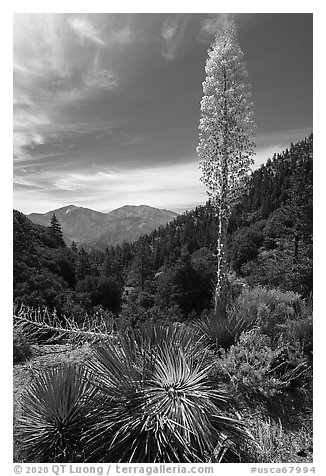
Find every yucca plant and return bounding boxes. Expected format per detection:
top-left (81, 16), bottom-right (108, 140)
top-left (84, 325), bottom-right (251, 462)
top-left (17, 363), bottom-right (95, 462)
top-left (192, 308), bottom-right (257, 351)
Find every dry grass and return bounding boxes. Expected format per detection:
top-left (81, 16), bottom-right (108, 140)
top-left (242, 412), bottom-right (313, 463)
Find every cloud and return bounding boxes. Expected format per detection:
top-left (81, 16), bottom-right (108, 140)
top-left (13, 108), bottom-right (51, 160)
top-left (111, 26), bottom-right (134, 45)
top-left (161, 20), bottom-right (179, 42)
top-left (84, 69), bottom-right (119, 91)
top-left (68, 17), bottom-right (105, 46)
top-left (253, 127), bottom-right (312, 168)
top-left (161, 14), bottom-right (189, 61)
top-left (52, 161), bottom-right (206, 210)
top-left (197, 13), bottom-right (235, 42)
top-left (256, 128), bottom-right (312, 146)
top-left (14, 14), bottom-right (74, 79)
top-left (14, 182), bottom-right (44, 191)
top-left (13, 14), bottom-right (122, 162)
top-left (14, 160), bottom-right (207, 214)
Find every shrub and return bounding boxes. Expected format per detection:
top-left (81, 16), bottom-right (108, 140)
top-left (13, 327), bottom-right (32, 364)
top-left (232, 286), bottom-right (304, 338)
top-left (192, 286), bottom-right (305, 353)
top-left (135, 291), bottom-right (156, 310)
top-left (84, 325), bottom-right (250, 463)
top-left (277, 305), bottom-right (313, 363)
top-left (270, 334), bottom-right (311, 391)
top-left (118, 301), bottom-right (184, 331)
top-left (17, 364), bottom-right (95, 462)
top-left (214, 330), bottom-right (291, 400)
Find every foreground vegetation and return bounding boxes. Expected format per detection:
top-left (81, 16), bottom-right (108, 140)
top-left (14, 283), bottom-right (313, 463)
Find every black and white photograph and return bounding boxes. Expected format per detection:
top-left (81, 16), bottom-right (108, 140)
top-left (12, 10), bottom-right (314, 467)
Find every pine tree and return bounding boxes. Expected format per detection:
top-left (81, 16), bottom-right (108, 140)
top-left (50, 213), bottom-right (65, 246)
top-left (286, 152), bottom-right (313, 263)
top-left (70, 241), bottom-right (78, 254)
top-left (197, 20), bottom-right (256, 317)
top-left (129, 241), bottom-right (154, 292)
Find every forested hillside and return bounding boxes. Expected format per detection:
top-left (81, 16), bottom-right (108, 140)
top-left (13, 134), bottom-right (312, 325)
top-left (134, 133), bottom-right (313, 299)
top-left (13, 211), bottom-right (122, 320)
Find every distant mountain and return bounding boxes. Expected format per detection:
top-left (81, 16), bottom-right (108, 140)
top-left (28, 204), bottom-right (178, 248)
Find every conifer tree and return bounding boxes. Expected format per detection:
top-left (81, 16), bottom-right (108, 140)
top-left (130, 241), bottom-right (154, 292)
top-left (286, 153), bottom-right (313, 263)
top-left (70, 241), bottom-right (78, 254)
top-left (197, 20), bottom-right (256, 317)
top-left (50, 213), bottom-right (65, 246)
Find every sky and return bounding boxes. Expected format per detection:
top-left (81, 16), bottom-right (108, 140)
top-left (13, 12), bottom-right (313, 214)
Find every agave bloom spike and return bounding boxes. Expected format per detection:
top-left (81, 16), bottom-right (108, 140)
top-left (197, 20), bottom-right (256, 316)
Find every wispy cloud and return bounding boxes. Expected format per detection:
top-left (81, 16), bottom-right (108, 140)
top-left (13, 107), bottom-right (51, 160)
top-left (197, 13), bottom-right (234, 42)
top-left (256, 127), bottom-right (312, 146)
top-left (161, 14), bottom-right (189, 61)
top-left (253, 127), bottom-right (312, 168)
top-left (197, 13), bottom-right (258, 43)
top-left (13, 14), bottom-right (121, 162)
top-left (84, 69), bottom-right (119, 91)
top-left (111, 26), bottom-right (134, 45)
top-left (68, 17), bottom-right (105, 46)
top-left (14, 160), bottom-right (206, 214)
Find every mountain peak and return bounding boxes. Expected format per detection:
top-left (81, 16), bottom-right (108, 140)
top-left (28, 204), bottom-right (178, 248)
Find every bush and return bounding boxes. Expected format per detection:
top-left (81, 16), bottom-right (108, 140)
top-left (214, 330), bottom-right (286, 400)
top-left (213, 326), bottom-right (311, 405)
top-left (118, 300), bottom-right (183, 330)
top-left (191, 286), bottom-right (306, 355)
top-left (277, 304), bottom-right (313, 362)
top-left (232, 286), bottom-right (304, 338)
top-left (13, 327), bottom-right (32, 364)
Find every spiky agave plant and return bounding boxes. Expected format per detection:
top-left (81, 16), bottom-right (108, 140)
top-left (191, 307), bottom-right (258, 351)
top-left (17, 363), bottom-right (95, 462)
top-left (84, 325), bottom-right (251, 462)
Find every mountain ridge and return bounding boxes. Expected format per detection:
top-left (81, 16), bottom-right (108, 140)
top-left (28, 204), bottom-right (178, 248)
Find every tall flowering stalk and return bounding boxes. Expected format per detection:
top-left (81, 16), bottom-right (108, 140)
top-left (197, 20), bottom-right (256, 318)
